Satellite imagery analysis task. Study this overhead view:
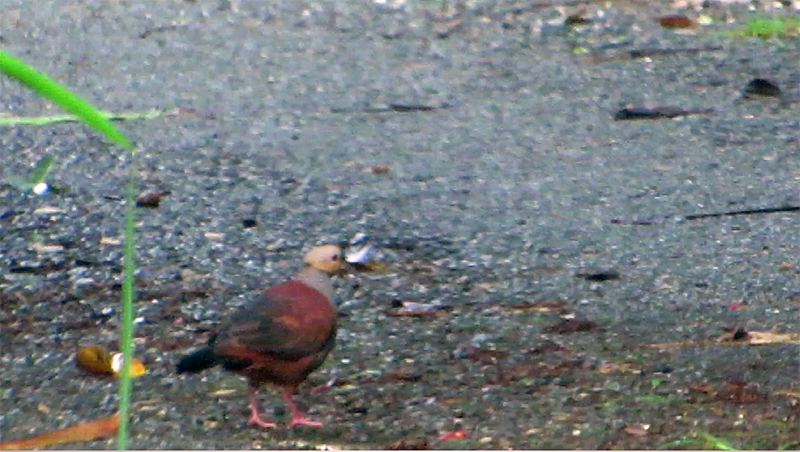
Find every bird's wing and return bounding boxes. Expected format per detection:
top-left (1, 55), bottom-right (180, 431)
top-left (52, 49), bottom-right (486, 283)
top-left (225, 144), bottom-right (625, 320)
top-left (213, 280), bottom-right (336, 361)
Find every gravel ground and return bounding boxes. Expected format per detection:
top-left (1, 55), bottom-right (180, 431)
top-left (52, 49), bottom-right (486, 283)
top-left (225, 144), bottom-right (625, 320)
top-left (1, 0), bottom-right (799, 449)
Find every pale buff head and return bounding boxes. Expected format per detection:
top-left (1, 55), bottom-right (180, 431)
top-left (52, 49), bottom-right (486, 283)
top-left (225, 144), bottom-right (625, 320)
top-left (302, 244), bottom-right (344, 274)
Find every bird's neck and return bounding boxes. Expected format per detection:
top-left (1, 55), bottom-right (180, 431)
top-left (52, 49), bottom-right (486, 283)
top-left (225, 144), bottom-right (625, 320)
top-left (293, 267), bottom-right (334, 301)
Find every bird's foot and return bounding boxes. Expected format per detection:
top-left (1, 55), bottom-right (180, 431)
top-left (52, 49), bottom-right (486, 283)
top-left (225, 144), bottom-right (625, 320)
top-left (247, 413), bottom-right (277, 428)
top-left (281, 386), bottom-right (323, 427)
top-left (287, 415), bottom-right (323, 428)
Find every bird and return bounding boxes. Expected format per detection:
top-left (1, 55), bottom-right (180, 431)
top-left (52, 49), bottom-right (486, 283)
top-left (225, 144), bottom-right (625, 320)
top-left (176, 244), bottom-right (344, 428)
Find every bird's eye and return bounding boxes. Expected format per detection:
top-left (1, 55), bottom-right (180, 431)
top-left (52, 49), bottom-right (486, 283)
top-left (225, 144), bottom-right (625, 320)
top-left (331, 254), bottom-right (339, 261)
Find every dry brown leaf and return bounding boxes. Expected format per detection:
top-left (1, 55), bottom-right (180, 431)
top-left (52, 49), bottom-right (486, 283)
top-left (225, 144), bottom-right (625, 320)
top-left (0, 413), bottom-right (118, 450)
top-left (76, 345), bottom-right (113, 375)
top-left (658, 14), bottom-right (694, 28)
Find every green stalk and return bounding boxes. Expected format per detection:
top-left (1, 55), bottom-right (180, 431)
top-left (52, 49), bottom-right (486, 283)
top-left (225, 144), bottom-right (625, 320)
top-left (117, 154), bottom-right (137, 449)
top-left (0, 50), bottom-right (137, 450)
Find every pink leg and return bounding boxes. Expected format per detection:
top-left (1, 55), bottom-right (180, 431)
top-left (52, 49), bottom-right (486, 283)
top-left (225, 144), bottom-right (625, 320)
top-left (282, 387), bottom-right (322, 427)
top-left (246, 386), bottom-right (276, 428)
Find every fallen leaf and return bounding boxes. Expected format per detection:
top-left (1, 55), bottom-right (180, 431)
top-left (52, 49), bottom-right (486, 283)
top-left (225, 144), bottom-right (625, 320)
top-left (0, 413), bottom-right (118, 450)
top-left (659, 14), bottom-right (694, 28)
top-left (76, 345), bottom-right (113, 375)
top-left (76, 345), bottom-right (146, 378)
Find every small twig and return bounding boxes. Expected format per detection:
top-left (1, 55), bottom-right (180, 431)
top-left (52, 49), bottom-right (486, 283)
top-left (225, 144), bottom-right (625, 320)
top-left (685, 205), bottom-right (800, 220)
top-left (613, 205), bottom-right (799, 225)
top-left (330, 103), bottom-right (449, 114)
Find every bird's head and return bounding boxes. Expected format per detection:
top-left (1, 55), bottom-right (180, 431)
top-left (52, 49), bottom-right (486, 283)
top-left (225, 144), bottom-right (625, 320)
top-left (303, 244), bottom-right (345, 274)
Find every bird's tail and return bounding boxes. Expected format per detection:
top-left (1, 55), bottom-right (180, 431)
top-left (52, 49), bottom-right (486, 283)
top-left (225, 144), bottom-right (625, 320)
top-left (176, 347), bottom-right (219, 374)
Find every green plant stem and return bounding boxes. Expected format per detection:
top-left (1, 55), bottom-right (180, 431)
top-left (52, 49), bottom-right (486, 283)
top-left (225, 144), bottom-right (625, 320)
top-left (1, 48), bottom-right (138, 450)
top-left (117, 154), bottom-right (138, 450)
